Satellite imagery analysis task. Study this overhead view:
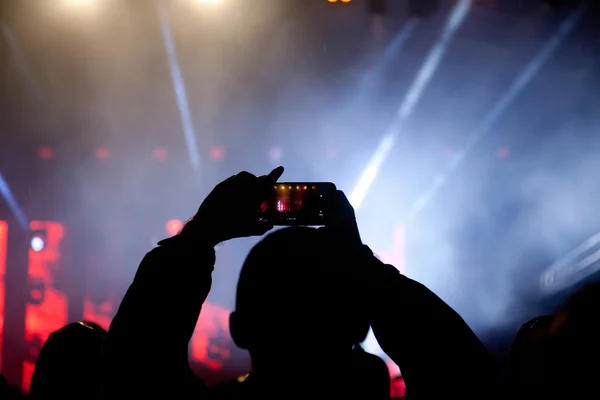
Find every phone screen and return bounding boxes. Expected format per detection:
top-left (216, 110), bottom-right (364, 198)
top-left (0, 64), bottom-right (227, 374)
top-left (259, 182), bottom-right (336, 226)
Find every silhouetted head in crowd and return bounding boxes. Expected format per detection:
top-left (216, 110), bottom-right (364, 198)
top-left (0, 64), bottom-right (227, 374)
top-left (351, 345), bottom-right (391, 399)
top-left (544, 280), bottom-right (600, 398)
top-left (0, 374), bottom-right (26, 400)
top-left (229, 227), bottom-right (369, 389)
top-left (507, 315), bottom-right (551, 397)
top-left (29, 321), bottom-right (107, 400)
top-left (509, 280), bottom-right (600, 399)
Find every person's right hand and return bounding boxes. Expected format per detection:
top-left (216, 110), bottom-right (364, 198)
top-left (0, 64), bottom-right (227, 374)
top-left (178, 167), bottom-right (284, 247)
top-left (319, 190), bottom-right (363, 250)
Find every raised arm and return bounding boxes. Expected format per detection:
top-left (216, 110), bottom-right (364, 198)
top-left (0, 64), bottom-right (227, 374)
top-left (105, 167), bottom-right (284, 400)
top-left (322, 190), bottom-right (495, 399)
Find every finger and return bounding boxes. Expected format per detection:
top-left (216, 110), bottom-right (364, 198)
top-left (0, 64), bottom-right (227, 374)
top-left (336, 190), bottom-right (356, 217)
top-left (266, 166), bottom-right (284, 185)
top-left (256, 166), bottom-right (283, 196)
top-left (324, 190), bottom-right (356, 224)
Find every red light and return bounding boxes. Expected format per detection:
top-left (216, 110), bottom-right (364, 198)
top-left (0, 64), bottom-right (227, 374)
top-left (210, 146), bottom-right (226, 161)
top-left (166, 219), bottom-right (183, 236)
top-left (0, 221), bottom-right (7, 372)
top-left (95, 147), bottom-right (110, 160)
top-left (190, 301), bottom-right (231, 370)
top-left (153, 146), bottom-right (168, 162)
top-left (497, 146), bottom-right (510, 158)
top-left (37, 146), bottom-right (54, 160)
top-left (24, 221), bottom-right (67, 392)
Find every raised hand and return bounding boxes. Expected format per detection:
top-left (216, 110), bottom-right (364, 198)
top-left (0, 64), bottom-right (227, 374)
top-left (181, 167), bottom-right (284, 246)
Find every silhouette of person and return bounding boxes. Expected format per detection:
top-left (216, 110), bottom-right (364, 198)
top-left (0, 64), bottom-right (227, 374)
top-left (106, 167), bottom-right (495, 399)
top-left (351, 345), bottom-right (391, 399)
top-left (0, 374), bottom-right (27, 400)
top-left (29, 321), bottom-right (107, 400)
top-left (509, 281), bottom-right (600, 399)
top-left (210, 225), bottom-right (371, 398)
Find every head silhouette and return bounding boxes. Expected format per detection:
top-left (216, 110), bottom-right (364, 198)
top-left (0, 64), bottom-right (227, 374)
top-left (230, 227), bottom-right (369, 369)
top-left (351, 346), bottom-right (391, 399)
top-left (509, 281), bottom-right (600, 399)
top-left (29, 321), bottom-right (107, 400)
top-left (543, 281), bottom-right (600, 398)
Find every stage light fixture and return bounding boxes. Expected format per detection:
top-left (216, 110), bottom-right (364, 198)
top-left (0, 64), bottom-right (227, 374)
top-left (30, 232), bottom-right (46, 252)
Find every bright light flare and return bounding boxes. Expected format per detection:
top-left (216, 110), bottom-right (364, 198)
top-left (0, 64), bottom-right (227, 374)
top-left (31, 236), bottom-right (45, 252)
top-left (196, 0), bottom-right (220, 3)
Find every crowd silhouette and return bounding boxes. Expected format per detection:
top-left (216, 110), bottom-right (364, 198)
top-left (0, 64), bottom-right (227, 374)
top-left (1, 166), bottom-right (599, 399)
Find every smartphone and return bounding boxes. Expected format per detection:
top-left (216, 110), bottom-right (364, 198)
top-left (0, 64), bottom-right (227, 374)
top-left (259, 182), bottom-right (337, 226)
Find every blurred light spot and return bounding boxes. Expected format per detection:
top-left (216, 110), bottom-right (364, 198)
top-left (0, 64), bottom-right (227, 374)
top-left (497, 146), bottom-right (510, 158)
top-left (37, 146), bottom-right (53, 160)
top-left (153, 146), bottom-right (168, 162)
top-left (328, 0), bottom-right (337, 2)
top-left (31, 289), bottom-right (43, 301)
top-left (197, 0), bottom-right (220, 3)
top-left (95, 147), bottom-right (110, 161)
top-left (341, 0), bottom-right (351, 2)
top-left (268, 147), bottom-right (282, 163)
top-left (326, 149), bottom-right (339, 159)
top-left (31, 236), bottom-right (44, 252)
top-left (210, 146), bottom-right (226, 161)
top-left (166, 219), bottom-right (183, 236)
top-left (441, 147), bottom-right (454, 157)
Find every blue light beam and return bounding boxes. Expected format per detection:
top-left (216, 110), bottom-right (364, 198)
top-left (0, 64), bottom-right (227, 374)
top-left (350, 0), bottom-right (473, 210)
top-left (155, 0), bottom-right (201, 171)
top-left (0, 171), bottom-right (29, 230)
top-left (405, 0), bottom-right (589, 223)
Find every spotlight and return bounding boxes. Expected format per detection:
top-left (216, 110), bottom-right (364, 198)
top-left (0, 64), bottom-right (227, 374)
top-left (95, 147), bottom-right (110, 161)
top-left (30, 231), bottom-right (46, 252)
top-left (166, 219), bottom-right (183, 236)
top-left (37, 146), bottom-right (54, 161)
top-left (210, 146), bottom-right (226, 161)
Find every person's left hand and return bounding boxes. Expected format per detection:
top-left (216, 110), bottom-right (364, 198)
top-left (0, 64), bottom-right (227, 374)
top-left (181, 166), bottom-right (284, 246)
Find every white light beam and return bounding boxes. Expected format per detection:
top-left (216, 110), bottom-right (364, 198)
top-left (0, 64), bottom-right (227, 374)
top-left (350, 0), bottom-right (472, 210)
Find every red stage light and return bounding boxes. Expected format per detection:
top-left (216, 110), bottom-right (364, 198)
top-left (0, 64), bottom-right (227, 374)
top-left (95, 147), bottom-right (110, 160)
top-left (37, 146), bottom-right (54, 160)
top-left (166, 219), bottom-right (183, 236)
top-left (497, 146), bottom-right (510, 158)
top-left (153, 146), bottom-right (168, 162)
top-left (23, 221), bottom-right (67, 392)
top-left (210, 146), bottom-right (226, 161)
top-left (0, 221), bottom-right (7, 372)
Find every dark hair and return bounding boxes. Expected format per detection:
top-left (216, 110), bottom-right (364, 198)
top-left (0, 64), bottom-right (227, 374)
top-left (29, 322), bottom-right (107, 399)
top-left (234, 227), bottom-right (369, 346)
